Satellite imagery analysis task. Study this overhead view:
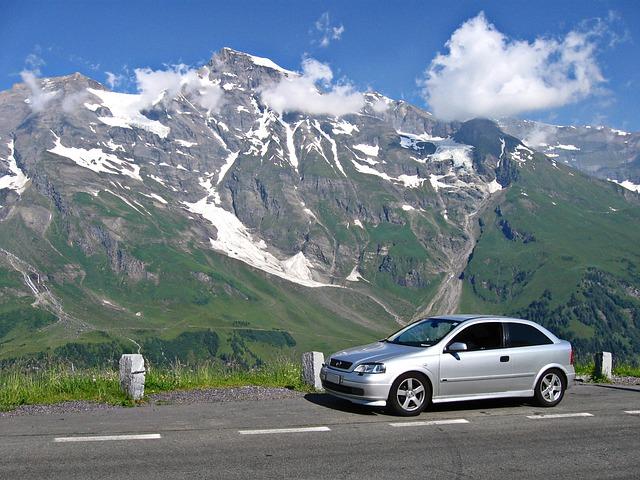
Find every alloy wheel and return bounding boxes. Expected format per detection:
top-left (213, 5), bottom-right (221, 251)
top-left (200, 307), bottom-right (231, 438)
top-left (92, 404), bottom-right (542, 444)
top-left (396, 377), bottom-right (426, 412)
top-left (540, 372), bottom-right (563, 403)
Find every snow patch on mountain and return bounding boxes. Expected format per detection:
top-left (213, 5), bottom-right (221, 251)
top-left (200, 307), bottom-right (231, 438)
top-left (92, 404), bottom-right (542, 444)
top-left (282, 252), bottom-right (315, 282)
top-left (313, 121), bottom-right (346, 176)
top-left (87, 88), bottom-right (171, 138)
top-left (175, 139), bottom-right (198, 148)
top-left (332, 120), bottom-right (359, 135)
top-left (48, 134), bottom-right (142, 181)
top-left (281, 118), bottom-right (300, 172)
top-left (397, 131), bottom-right (446, 142)
top-left (217, 151), bottom-right (239, 185)
top-left (0, 140), bottom-right (30, 194)
top-left (140, 192), bottom-right (168, 204)
top-left (429, 140), bottom-right (474, 170)
top-left (511, 144), bottom-right (534, 163)
top-left (552, 144), bottom-right (580, 151)
top-left (429, 174), bottom-right (455, 192)
top-left (245, 53), bottom-right (295, 75)
top-left (608, 179), bottom-right (640, 193)
top-left (353, 144), bottom-right (379, 157)
top-left (351, 160), bottom-right (425, 189)
top-left (397, 175), bottom-right (425, 188)
top-left (346, 266), bottom-right (364, 282)
top-left (487, 179), bottom-right (502, 193)
top-left (184, 172), bottom-right (332, 288)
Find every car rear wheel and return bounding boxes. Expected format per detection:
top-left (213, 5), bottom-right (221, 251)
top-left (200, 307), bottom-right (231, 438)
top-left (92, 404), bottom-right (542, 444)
top-left (387, 372), bottom-right (431, 416)
top-left (534, 369), bottom-right (566, 407)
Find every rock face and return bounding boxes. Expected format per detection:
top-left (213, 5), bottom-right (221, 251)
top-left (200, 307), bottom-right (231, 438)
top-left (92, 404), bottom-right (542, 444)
top-left (0, 47), bottom-right (639, 365)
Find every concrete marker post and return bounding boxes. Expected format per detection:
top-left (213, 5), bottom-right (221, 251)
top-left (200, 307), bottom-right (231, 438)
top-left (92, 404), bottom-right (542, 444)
top-left (594, 351), bottom-right (612, 380)
top-left (302, 351), bottom-right (325, 390)
top-left (119, 354), bottom-right (146, 400)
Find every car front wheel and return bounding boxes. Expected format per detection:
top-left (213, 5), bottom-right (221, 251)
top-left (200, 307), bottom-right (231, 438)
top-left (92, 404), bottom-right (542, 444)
top-left (534, 369), bottom-right (566, 407)
top-left (387, 372), bottom-right (431, 416)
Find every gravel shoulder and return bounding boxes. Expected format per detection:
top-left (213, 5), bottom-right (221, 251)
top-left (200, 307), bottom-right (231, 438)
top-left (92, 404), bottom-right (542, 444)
top-left (1, 386), bottom-right (304, 417)
top-left (2, 378), bottom-right (638, 417)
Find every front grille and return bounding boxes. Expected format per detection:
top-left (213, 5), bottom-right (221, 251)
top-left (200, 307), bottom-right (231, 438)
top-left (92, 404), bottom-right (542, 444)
top-left (322, 380), bottom-right (364, 396)
top-left (329, 358), bottom-right (353, 370)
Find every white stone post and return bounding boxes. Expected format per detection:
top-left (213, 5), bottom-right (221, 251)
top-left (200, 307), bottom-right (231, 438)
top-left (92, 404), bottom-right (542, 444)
top-left (302, 351), bottom-right (325, 390)
top-left (594, 351), bottom-right (612, 380)
top-left (119, 354), bottom-right (146, 400)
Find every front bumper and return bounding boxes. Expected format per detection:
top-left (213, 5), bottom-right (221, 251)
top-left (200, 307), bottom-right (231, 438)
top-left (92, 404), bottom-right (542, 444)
top-left (320, 365), bottom-right (392, 407)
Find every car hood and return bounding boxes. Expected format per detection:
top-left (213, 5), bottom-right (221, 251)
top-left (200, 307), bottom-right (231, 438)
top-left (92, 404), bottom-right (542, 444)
top-left (329, 341), bottom-right (426, 367)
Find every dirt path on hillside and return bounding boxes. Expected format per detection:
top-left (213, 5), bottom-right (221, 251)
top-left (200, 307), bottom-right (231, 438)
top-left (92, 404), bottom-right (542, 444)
top-left (412, 194), bottom-right (496, 320)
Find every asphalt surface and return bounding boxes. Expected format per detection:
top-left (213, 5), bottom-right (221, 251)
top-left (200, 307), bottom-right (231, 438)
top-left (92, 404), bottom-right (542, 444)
top-left (1, 383), bottom-right (639, 479)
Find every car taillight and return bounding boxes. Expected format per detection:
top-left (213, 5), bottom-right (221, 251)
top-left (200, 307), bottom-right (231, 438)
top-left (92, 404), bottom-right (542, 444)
top-left (569, 347), bottom-right (574, 365)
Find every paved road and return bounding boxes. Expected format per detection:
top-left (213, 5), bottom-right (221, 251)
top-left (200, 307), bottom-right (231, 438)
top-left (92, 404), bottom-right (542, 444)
top-left (1, 383), bottom-right (639, 479)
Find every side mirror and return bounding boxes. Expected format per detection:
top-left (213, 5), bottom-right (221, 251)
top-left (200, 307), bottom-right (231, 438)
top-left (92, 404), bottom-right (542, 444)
top-left (447, 342), bottom-right (468, 353)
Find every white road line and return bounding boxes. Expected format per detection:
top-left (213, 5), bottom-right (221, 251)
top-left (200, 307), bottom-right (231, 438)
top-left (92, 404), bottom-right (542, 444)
top-left (624, 410), bottom-right (640, 415)
top-left (54, 434), bottom-right (162, 443)
top-left (526, 413), bottom-right (593, 419)
top-left (239, 426), bottom-right (331, 435)
top-left (389, 419), bottom-right (469, 427)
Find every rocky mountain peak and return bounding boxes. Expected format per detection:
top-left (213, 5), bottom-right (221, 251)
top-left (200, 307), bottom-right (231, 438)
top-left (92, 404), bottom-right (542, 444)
top-left (207, 47), bottom-right (295, 90)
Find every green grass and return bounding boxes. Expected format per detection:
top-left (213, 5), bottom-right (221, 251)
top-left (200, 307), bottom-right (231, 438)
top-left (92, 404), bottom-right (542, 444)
top-left (0, 359), bottom-right (306, 412)
top-left (574, 361), bottom-right (640, 381)
top-left (0, 365), bottom-right (130, 411)
top-left (611, 363), bottom-right (640, 378)
top-left (145, 358), bottom-right (305, 393)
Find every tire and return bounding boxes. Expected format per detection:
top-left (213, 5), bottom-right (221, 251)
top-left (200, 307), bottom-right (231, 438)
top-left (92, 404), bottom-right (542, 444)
top-left (387, 372), bottom-right (431, 416)
top-left (534, 368), bottom-right (566, 407)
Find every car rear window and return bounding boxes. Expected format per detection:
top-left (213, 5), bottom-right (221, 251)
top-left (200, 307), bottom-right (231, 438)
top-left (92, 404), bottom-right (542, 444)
top-left (507, 322), bottom-right (553, 347)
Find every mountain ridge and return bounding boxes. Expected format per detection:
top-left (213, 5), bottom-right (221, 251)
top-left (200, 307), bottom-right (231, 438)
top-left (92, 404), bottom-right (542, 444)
top-left (1, 47), bottom-right (639, 365)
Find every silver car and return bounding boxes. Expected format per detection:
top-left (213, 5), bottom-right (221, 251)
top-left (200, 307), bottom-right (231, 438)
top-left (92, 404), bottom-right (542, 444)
top-left (320, 315), bottom-right (576, 416)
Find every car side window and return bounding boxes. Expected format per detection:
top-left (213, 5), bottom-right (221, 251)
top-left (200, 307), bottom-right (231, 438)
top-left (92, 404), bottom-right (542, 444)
top-left (449, 322), bottom-right (503, 351)
top-left (507, 323), bottom-right (553, 347)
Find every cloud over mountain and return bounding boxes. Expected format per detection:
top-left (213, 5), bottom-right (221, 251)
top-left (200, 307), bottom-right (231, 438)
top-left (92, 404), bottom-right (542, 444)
top-left (259, 58), bottom-right (365, 117)
top-left (421, 12), bottom-right (606, 121)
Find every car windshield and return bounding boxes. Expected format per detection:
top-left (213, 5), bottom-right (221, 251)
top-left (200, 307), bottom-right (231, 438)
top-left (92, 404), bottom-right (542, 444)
top-left (386, 318), bottom-right (460, 347)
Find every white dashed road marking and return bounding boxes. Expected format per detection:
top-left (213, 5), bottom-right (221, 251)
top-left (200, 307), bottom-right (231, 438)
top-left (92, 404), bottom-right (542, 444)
top-left (624, 410), bottom-right (640, 415)
top-left (54, 434), bottom-right (162, 443)
top-left (239, 426), bottom-right (331, 435)
top-left (389, 419), bottom-right (470, 427)
top-left (526, 413), bottom-right (593, 419)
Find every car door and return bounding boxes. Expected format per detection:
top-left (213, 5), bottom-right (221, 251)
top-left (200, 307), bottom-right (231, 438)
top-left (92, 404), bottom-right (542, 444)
top-left (501, 322), bottom-right (556, 392)
top-left (438, 321), bottom-right (512, 399)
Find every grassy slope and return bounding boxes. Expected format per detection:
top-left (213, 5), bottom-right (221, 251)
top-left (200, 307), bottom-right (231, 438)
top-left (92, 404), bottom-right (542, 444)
top-left (0, 184), bottom-right (405, 364)
top-left (460, 153), bottom-right (640, 360)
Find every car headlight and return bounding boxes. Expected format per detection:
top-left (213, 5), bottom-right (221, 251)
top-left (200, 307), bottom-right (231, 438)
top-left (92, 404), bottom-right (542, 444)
top-left (353, 363), bottom-right (386, 374)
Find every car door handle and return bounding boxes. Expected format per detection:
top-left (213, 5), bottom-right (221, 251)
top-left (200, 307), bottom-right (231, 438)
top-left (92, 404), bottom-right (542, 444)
top-left (500, 356), bottom-right (510, 362)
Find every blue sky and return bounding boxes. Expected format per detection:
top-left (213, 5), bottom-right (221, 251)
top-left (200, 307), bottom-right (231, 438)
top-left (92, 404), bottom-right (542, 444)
top-left (2, 0), bottom-right (638, 130)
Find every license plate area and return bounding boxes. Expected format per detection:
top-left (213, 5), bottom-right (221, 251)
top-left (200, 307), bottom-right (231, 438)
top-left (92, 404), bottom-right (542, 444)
top-left (326, 372), bottom-right (342, 384)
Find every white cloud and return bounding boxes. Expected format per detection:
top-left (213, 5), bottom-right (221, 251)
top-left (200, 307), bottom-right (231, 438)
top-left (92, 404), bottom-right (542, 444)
top-left (132, 65), bottom-right (223, 113)
top-left (62, 90), bottom-right (89, 113)
top-left (21, 70), bottom-right (58, 112)
top-left (260, 58), bottom-right (365, 117)
top-left (421, 12), bottom-right (606, 121)
top-left (313, 12), bottom-right (345, 48)
top-left (105, 71), bottom-right (124, 89)
top-left (25, 53), bottom-right (45, 75)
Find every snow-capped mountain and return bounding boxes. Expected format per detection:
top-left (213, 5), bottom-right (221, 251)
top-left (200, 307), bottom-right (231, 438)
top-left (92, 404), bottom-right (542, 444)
top-left (1, 48), bottom-right (639, 365)
top-left (499, 118), bottom-right (640, 191)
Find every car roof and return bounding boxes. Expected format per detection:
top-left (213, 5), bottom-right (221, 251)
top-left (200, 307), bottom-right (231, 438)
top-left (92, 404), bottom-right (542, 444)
top-left (429, 314), bottom-right (520, 322)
